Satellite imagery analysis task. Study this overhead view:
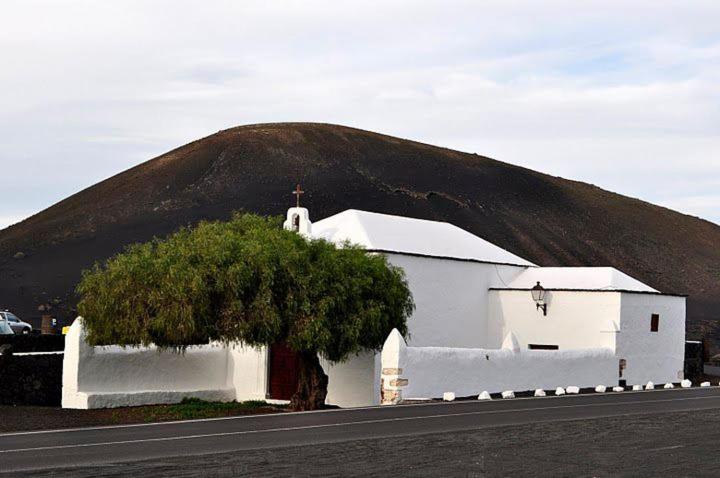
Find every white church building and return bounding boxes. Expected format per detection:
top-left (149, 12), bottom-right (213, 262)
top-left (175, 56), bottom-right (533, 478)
top-left (62, 206), bottom-right (686, 409)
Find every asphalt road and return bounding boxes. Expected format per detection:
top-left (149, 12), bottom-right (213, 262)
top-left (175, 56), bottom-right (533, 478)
top-left (2, 387), bottom-right (720, 475)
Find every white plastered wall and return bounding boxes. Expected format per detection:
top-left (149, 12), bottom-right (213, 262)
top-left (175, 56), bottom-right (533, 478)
top-left (63, 318), bottom-right (380, 409)
top-left (319, 254), bottom-right (528, 407)
top-left (322, 352), bottom-right (381, 407)
top-left (62, 318), bottom-right (235, 409)
top-left (488, 290), bottom-right (686, 386)
top-left (616, 293), bottom-right (686, 384)
top-left (387, 253), bottom-right (527, 348)
top-left (321, 255), bottom-right (528, 406)
top-left (62, 253), bottom-right (532, 409)
top-left (487, 290), bottom-right (621, 350)
top-left (228, 344), bottom-right (269, 402)
top-left (381, 330), bottom-right (617, 400)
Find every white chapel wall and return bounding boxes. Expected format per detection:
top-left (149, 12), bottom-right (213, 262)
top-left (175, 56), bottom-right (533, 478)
top-left (616, 293), bottom-right (686, 384)
top-left (319, 255), bottom-right (529, 406)
top-left (386, 253), bottom-right (527, 348)
top-left (487, 290), bottom-right (621, 350)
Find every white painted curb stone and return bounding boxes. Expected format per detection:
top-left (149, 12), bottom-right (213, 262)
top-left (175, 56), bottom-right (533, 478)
top-left (664, 383), bottom-right (674, 389)
top-left (701, 381), bottom-right (711, 387)
top-left (680, 379), bottom-right (692, 388)
top-left (534, 389), bottom-right (546, 397)
top-left (645, 381), bottom-right (654, 390)
top-left (478, 391), bottom-right (492, 400)
top-left (632, 385), bottom-right (642, 391)
top-left (595, 385), bottom-right (606, 393)
top-left (612, 386), bottom-right (624, 392)
top-left (443, 392), bottom-right (456, 402)
top-left (501, 390), bottom-right (515, 399)
top-left (566, 386), bottom-right (580, 394)
top-left (555, 387), bottom-right (565, 396)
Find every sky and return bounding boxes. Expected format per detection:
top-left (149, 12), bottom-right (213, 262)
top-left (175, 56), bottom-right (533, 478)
top-left (1, 0), bottom-right (719, 229)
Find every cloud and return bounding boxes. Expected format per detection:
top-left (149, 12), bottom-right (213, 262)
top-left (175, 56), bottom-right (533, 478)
top-left (0, 0), bottom-right (718, 225)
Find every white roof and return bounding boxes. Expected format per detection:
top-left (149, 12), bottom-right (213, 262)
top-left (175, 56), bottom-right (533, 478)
top-left (506, 267), bottom-right (657, 292)
top-left (311, 209), bottom-right (535, 266)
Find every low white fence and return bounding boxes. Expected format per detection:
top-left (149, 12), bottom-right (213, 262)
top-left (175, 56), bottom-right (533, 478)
top-left (62, 318), bottom-right (368, 409)
top-left (380, 329), bottom-right (617, 403)
top-left (62, 318), bottom-right (268, 409)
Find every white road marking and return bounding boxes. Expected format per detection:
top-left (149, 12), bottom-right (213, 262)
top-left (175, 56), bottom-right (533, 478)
top-left (0, 385), bottom-right (712, 438)
top-left (1, 394), bottom-right (719, 454)
top-left (646, 445), bottom-right (685, 452)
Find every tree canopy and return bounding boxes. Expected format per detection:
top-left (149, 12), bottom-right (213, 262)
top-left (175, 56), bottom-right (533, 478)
top-left (77, 213), bottom-right (414, 366)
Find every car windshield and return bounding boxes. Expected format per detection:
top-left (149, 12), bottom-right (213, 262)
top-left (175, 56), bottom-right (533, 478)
top-left (0, 320), bottom-right (13, 335)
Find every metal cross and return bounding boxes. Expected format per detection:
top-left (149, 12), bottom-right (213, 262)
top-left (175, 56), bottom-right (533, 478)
top-left (292, 184), bottom-right (304, 208)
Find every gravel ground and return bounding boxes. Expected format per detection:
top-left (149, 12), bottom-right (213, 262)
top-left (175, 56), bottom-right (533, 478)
top-left (14, 408), bottom-right (720, 477)
top-left (0, 402), bottom-right (285, 433)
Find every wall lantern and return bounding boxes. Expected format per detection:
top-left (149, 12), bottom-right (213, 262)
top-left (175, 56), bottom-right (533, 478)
top-left (531, 281), bottom-right (547, 316)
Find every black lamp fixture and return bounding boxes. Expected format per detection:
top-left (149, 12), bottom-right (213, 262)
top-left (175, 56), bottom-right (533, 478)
top-left (531, 281), bottom-right (547, 316)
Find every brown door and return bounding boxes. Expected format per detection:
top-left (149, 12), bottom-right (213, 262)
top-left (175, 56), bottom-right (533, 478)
top-left (268, 342), bottom-right (301, 400)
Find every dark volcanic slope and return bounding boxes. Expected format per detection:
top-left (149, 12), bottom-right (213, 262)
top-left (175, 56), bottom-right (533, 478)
top-left (1, 123), bottom-right (718, 339)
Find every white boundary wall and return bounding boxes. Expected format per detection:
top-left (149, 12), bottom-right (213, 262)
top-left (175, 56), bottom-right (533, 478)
top-left (62, 318), bottom-right (237, 409)
top-left (380, 329), bottom-right (617, 403)
top-left (322, 352), bottom-right (381, 408)
top-left (62, 318), bottom-right (371, 409)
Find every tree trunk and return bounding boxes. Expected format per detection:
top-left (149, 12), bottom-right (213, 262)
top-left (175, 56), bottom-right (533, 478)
top-left (290, 351), bottom-right (328, 411)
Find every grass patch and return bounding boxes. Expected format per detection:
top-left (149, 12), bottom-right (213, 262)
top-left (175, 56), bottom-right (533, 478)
top-left (110, 398), bottom-right (287, 423)
top-left (162, 398), bottom-right (278, 420)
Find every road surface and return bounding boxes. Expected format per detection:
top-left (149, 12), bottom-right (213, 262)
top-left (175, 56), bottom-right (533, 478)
top-left (2, 387), bottom-right (720, 476)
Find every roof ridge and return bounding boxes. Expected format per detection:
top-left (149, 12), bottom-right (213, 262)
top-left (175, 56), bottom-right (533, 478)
top-left (312, 208), bottom-right (535, 267)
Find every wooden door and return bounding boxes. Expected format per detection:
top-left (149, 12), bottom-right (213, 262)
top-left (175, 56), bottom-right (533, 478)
top-left (268, 342), bottom-right (301, 400)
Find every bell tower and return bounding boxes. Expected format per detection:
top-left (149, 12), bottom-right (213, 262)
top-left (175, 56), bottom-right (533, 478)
top-left (283, 184), bottom-right (312, 236)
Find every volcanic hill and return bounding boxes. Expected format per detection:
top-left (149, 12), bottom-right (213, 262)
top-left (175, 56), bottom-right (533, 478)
top-left (1, 123), bottom-right (718, 343)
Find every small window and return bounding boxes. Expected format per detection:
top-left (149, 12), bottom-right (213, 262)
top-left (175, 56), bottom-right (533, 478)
top-left (528, 344), bottom-right (559, 350)
top-left (650, 314), bottom-right (659, 332)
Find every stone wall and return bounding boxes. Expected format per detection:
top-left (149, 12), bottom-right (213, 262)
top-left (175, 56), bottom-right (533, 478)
top-left (0, 334), bottom-right (65, 353)
top-left (0, 353), bottom-right (63, 406)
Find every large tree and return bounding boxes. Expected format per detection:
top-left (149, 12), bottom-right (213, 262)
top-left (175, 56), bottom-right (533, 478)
top-left (77, 213), bottom-right (414, 410)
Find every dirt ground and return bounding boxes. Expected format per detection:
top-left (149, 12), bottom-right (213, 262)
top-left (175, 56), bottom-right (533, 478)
top-left (0, 399), bottom-right (286, 433)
